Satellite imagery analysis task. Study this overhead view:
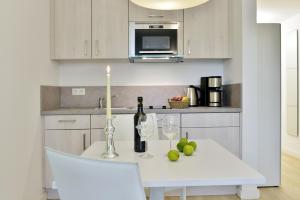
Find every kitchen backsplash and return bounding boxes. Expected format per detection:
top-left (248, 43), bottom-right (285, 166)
top-left (41, 84), bottom-right (241, 111)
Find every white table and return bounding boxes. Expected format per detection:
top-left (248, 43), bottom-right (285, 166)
top-left (81, 140), bottom-right (265, 200)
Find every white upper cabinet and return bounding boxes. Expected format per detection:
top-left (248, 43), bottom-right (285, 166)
top-left (92, 0), bottom-right (128, 59)
top-left (184, 0), bottom-right (230, 59)
top-left (51, 0), bottom-right (92, 59)
top-left (129, 2), bottom-right (183, 22)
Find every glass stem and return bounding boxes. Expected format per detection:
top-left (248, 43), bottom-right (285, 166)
top-left (145, 141), bottom-right (148, 155)
top-left (169, 140), bottom-right (172, 150)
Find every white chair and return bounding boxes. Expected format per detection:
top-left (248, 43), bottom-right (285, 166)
top-left (46, 147), bottom-right (146, 200)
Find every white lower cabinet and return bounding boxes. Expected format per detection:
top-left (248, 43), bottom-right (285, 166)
top-left (43, 112), bottom-right (241, 198)
top-left (91, 129), bottom-right (105, 144)
top-left (182, 127), bottom-right (240, 157)
top-left (181, 113), bottom-right (241, 157)
top-left (91, 114), bottom-right (134, 142)
top-left (45, 129), bottom-right (91, 189)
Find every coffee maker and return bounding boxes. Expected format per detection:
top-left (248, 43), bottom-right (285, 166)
top-left (200, 76), bottom-right (223, 107)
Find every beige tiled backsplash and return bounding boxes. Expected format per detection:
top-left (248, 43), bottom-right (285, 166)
top-left (60, 86), bottom-right (187, 108)
top-left (41, 84), bottom-right (241, 111)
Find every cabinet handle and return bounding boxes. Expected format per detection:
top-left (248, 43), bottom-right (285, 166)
top-left (58, 120), bottom-right (76, 123)
top-left (148, 15), bottom-right (164, 18)
top-left (95, 40), bottom-right (100, 56)
top-left (187, 40), bottom-right (191, 55)
top-left (185, 132), bottom-right (189, 140)
top-left (84, 40), bottom-right (88, 56)
top-left (83, 134), bottom-right (86, 151)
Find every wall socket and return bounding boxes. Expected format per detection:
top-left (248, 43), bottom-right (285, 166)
top-left (72, 88), bottom-right (86, 96)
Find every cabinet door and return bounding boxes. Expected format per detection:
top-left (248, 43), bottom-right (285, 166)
top-left (92, 0), bottom-right (128, 59)
top-left (182, 127), bottom-right (240, 157)
top-left (181, 113), bottom-right (240, 128)
top-left (91, 129), bottom-right (105, 144)
top-left (184, 0), bottom-right (230, 59)
top-left (129, 2), bottom-right (183, 22)
top-left (51, 0), bottom-right (92, 59)
top-left (44, 130), bottom-right (91, 189)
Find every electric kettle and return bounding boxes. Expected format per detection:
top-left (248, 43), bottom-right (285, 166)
top-left (186, 85), bottom-right (200, 107)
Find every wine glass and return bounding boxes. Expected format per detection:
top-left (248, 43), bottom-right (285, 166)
top-left (162, 115), bottom-right (179, 150)
top-left (136, 114), bottom-right (155, 159)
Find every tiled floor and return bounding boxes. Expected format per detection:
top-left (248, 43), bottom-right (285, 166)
top-left (166, 154), bottom-right (300, 200)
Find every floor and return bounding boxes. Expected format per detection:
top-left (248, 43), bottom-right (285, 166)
top-left (166, 154), bottom-right (300, 200)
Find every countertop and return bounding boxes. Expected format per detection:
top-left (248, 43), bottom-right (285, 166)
top-left (41, 107), bottom-right (242, 115)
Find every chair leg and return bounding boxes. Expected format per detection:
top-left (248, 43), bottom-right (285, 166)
top-left (150, 187), bottom-right (164, 200)
top-left (180, 187), bottom-right (187, 200)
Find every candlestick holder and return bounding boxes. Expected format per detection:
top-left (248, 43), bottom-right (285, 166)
top-left (101, 118), bottom-right (119, 159)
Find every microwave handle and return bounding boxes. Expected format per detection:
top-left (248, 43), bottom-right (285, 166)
top-left (148, 15), bottom-right (164, 18)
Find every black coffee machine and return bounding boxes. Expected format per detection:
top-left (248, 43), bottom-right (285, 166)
top-left (200, 76), bottom-right (223, 107)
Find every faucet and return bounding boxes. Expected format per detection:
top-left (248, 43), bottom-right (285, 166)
top-left (98, 95), bottom-right (118, 109)
top-left (98, 97), bottom-right (105, 109)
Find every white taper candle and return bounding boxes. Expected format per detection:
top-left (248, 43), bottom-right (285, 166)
top-left (106, 65), bottom-right (112, 119)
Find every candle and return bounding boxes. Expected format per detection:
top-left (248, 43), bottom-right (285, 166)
top-left (106, 65), bottom-right (112, 119)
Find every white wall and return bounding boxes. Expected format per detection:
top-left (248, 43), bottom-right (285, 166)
top-left (238, 0), bottom-right (281, 186)
top-left (282, 13), bottom-right (300, 159)
top-left (58, 61), bottom-right (224, 86)
top-left (0, 1), bottom-right (59, 200)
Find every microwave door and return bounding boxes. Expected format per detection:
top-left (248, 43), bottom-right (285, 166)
top-left (135, 29), bottom-right (177, 55)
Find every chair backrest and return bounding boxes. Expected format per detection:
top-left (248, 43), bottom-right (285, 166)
top-left (46, 148), bottom-right (146, 200)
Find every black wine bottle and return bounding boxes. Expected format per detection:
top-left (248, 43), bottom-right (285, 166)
top-left (134, 97), bottom-right (146, 152)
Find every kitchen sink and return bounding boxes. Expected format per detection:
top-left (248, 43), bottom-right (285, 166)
top-left (94, 107), bottom-right (135, 110)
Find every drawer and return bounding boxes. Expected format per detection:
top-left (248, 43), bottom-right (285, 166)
top-left (181, 113), bottom-right (240, 128)
top-left (45, 115), bottom-right (90, 130)
top-left (91, 114), bottom-right (134, 131)
top-left (91, 115), bottom-right (106, 129)
top-left (129, 2), bottom-right (183, 22)
top-left (157, 114), bottom-right (181, 128)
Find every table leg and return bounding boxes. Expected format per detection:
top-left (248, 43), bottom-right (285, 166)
top-left (180, 187), bottom-right (187, 200)
top-left (150, 187), bottom-right (164, 200)
top-left (237, 185), bottom-right (260, 200)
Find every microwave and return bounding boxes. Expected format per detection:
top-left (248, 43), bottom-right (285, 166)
top-left (129, 22), bottom-right (183, 63)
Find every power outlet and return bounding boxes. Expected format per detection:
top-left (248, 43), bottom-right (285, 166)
top-left (72, 88), bottom-right (86, 96)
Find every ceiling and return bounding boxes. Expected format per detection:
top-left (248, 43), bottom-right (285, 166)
top-left (257, 0), bottom-right (300, 23)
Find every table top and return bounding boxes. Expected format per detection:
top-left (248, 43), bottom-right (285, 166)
top-left (81, 139), bottom-right (265, 187)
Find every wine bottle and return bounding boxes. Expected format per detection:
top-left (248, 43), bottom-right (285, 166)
top-left (134, 97), bottom-right (146, 152)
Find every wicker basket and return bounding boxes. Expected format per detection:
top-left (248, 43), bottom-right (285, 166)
top-left (168, 100), bottom-right (190, 109)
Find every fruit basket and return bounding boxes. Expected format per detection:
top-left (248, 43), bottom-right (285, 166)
top-left (168, 100), bottom-right (190, 109)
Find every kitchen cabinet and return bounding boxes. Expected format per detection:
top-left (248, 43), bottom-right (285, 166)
top-left (182, 127), bottom-right (240, 157)
top-left (129, 2), bottom-right (183, 22)
top-left (181, 113), bottom-right (240, 157)
top-left (45, 130), bottom-right (91, 188)
top-left (50, 0), bottom-right (92, 59)
top-left (184, 0), bottom-right (230, 59)
top-left (91, 114), bottom-right (134, 142)
top-left (44, 115), bottom-right (91, 190)
top-left (45, 115), bottom-right (90, 130)
top-left (51, 0), bottom-right (128, 60)
top-left (157, 114), bottom-right (181, 140)
top-left (92, 0), bottom-right (128, 59)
